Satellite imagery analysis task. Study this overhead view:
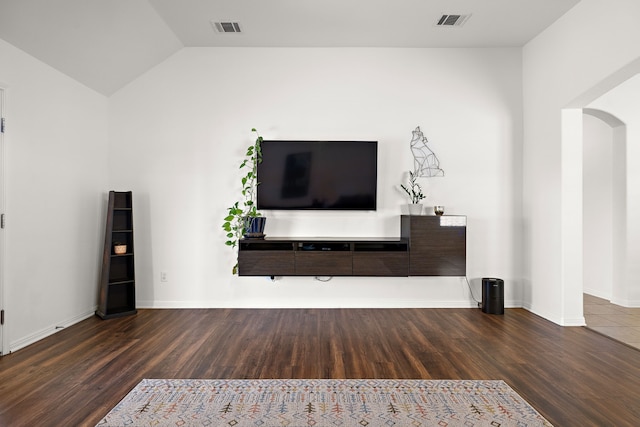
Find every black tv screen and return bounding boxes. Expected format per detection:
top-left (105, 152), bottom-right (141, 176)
top-left (257, 140), bottom-right (377, 210)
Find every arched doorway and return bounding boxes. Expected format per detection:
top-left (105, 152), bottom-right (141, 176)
top-left (559, 59), bottom-right (640, 328)
top-left (582, 109), bottom-right (625, 302)
top-left (580, 86), bottom-right (640, 349)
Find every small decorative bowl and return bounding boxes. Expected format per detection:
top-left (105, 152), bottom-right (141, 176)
top-left (114, 244), bottom-right (127, 255)
top-left (434, 206), bottom-right (445, 216)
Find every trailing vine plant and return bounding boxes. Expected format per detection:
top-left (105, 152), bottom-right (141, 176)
top-left (222, 128), bottom-right (263, 274)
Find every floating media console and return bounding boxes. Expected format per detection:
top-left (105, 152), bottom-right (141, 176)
top-left (238, 215), bottom-right (466, 277)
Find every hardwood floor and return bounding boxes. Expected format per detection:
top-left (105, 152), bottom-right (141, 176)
top-left (584, 293), bottom-right (640, 349)
top-left (1, 308), bottom-right (639, 426)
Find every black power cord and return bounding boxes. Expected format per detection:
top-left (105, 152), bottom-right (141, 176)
top-left (465, 276), bottom-right (482, 307)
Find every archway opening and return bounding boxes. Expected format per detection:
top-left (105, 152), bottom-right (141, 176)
top-left (580, 86), bottom-right (640, 349)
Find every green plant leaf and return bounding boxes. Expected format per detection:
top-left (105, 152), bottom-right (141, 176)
top-left (223, 127), bottom-right (264, 274)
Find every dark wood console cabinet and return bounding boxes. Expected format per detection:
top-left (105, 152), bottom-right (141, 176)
top-left (239, 238), bottom-right (408, 277)
top-left (237, 215), bottom-right (466, 277)
top-left (401, 215), bottom-right (467, 276)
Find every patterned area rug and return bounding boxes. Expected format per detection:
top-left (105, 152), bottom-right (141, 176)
top-left (96, 379), bottom-right (553, 426)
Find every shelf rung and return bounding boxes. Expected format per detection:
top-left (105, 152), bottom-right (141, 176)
top-left (108, 280), bottom-right (135, 286)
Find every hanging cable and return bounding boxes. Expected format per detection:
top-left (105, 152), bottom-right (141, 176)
top-left (465, 276), bottom-right (481, 305)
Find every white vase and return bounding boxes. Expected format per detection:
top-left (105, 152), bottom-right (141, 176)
top-left (407, 203), bottom-right (423, 215)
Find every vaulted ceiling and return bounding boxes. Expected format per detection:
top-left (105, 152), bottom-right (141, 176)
top-left (0, 0), bottom-right (580, 95)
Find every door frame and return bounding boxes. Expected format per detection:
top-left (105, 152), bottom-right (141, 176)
top-left (0, 85), bottom-right (6, 355)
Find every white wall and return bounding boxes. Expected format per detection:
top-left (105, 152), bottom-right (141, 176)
top-left (522, 0), bottom-right (640, 325)
top-left (0, 39), bottom-right (108, 352)
top-left (587, 74), bottom-right (640, 306)
top-left (3, 0), bottom-right (640, 353)
top-left (582, 114), bottom-right (613, 299)
top-left (108, 47), bottom-right (523, 309)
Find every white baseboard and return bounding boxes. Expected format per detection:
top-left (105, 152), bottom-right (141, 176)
top-left (610, 298), bottom-right (640, 308)
top-left (521, 303), bottom-right (586, 326)
top-left (583, 288), bottom-right (611, 300)
top-left (584, 290), bottom-right (640, 307)
top-left (137, 299), bottom-right (522, 309)
top-left (9, 307), bottom-right (97, 353)
top-left (559, 316), bottom-right (586, 326)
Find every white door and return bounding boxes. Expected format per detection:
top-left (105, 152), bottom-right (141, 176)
top-left (0, 87), bottom-right (5, 355)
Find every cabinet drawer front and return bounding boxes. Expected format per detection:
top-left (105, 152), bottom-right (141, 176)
top-left (409, 226), bottom-right (466, 276)
top-left (409, 252), bottom-right (466, 276)
top-left (402, 215), bottom-right (466, 276)
top-left (353, 252), bottom-right (408, 276)
top-left (238, 251), bottom-right (295, 276)
top-left (295, 252), bottom-right (352, 276)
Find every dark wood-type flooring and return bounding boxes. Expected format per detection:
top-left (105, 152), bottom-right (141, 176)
top-left (1, 308), bottom-right (639, 426)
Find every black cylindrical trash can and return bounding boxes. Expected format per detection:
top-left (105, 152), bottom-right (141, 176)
top-left (482, 278), bottom-right (504, 315)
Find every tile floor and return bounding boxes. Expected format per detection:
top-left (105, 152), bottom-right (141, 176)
top-left (584, 293), bottom-right (640, 350)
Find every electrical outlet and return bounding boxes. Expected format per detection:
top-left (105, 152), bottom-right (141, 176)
top-left (160, 272), bottom-right (167, 282)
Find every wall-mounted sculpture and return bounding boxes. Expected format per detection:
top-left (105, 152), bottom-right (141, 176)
top-left (410, 126), bottom-right (444, 177)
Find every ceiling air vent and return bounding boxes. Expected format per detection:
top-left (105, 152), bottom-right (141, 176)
top-left (211, 21), bottom-right (242, 33)
top-left (436, 14), bottom-right (470, 27)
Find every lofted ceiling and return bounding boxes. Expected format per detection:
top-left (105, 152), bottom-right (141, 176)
top-left (0, 0), bottom-right (580, 96)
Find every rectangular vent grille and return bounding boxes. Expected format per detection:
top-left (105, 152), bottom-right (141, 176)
top-left (212, 21), bottom-right (242, 33)
top-left (436, 14), bottom-right (470, 27)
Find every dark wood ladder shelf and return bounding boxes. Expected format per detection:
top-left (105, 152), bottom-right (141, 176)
top-left (96, 191), bottom-right (137, 319)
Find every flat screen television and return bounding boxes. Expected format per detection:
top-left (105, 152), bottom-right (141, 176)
top-left (257, 140), bottom-right (377, 210)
